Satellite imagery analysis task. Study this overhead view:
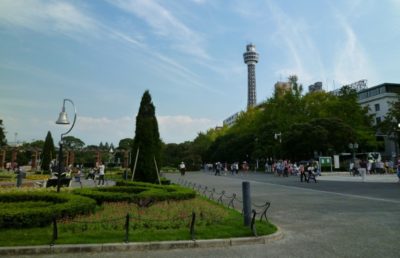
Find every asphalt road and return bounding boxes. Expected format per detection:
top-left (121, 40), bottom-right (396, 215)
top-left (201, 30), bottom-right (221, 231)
top-left (13, 171), bottom-right (400, 258)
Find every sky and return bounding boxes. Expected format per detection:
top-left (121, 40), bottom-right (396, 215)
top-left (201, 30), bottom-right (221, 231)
top-left (1, 0), bottom-right (400, 146)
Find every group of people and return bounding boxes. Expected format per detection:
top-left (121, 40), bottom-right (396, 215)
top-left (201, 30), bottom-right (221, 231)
top-left (267, 160), bottom-right (320, 177)
top-left (48, 160), bottom-right (106, 186)
top-left (202, 161), bottom-right (250, 176)
top-left (84, 163), bottom-right (106, 185)
top-left (180, 156), bottom-right (400, 183)
top-left (351, 159), bottom-right (399, 175)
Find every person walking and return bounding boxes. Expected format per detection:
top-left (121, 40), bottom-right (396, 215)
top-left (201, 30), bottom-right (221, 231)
top-left (242, 161), bottom-right (249, 176)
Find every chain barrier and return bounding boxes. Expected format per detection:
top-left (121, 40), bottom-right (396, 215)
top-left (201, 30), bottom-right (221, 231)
top-left (250, 209), bottom-right (257, 236)
top-left (209, 188), bottom-right (215, 200)
top-left (174, 178), bottom-right (271, 222)
top-left (216, 190), bottom-right (225, 204)
top-left (252, 201), bottom-right (271, 222)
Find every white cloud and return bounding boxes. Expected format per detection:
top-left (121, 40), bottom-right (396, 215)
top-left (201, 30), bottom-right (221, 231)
top-left (158, 115), bottom-right (217, 143)
top-left (332, 12), bottom-right (377, 86)
top-left (0, 0), bottom-right (98, 38)
top-left (43, 115), bottom-right (217, 145)
top-left (391, 0), bottom-right (400, 8)
top-left (266, 1), bottom-right (325, 85)
top-left (191, 0), bottom-right (207, 4)
top-left (108, 0), bottom-right (210, 60)
top-left (0, 0), bottom-right (211, 94)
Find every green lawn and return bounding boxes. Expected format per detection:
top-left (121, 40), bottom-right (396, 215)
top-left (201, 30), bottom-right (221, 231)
top-left (0, 197), bottom-right (276, 246)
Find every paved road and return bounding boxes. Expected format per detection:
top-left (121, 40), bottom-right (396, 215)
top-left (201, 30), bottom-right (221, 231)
top-left (165, 172), bottom-right (400, 257)
top-left (13, 171), bottom-right (400, 258)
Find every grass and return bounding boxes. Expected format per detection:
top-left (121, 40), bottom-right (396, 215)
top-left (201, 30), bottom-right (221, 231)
top-left (0, 196), bottom-right (276, 246)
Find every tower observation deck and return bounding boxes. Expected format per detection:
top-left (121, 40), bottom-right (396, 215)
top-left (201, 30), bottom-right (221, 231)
top-left (243, 44), bottom-right (259, 109)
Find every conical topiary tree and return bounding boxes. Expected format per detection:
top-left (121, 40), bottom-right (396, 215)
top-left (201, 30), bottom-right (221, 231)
top-left (0, 119), bottom-right (6, 147)
top-left (132, 90), bottom-right (161, 183)
top-left (41, 131), bottom-right (56, 172)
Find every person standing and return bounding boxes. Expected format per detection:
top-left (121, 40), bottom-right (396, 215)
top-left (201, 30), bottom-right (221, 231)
top-left (179, 161), bottom-right (186, 176)
top-left (299, 164), bottom-right (307, 182)
top-left (215, 162), bottom-right (221, 176)
top-left (242, 161), bottom-right (249, 176)
top-left (98, 163), bottom-right (105, 186)
top-left (234, 162), bottom-right (239, 175)
top-left (397, 156), bottom-right (400, 183)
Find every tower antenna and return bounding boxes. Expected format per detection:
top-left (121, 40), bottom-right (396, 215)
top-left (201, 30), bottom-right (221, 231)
top-left (243, 43), bottom-right (259, 109)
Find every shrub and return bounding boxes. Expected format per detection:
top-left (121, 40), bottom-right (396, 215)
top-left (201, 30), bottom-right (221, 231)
top-left (0, 192), bottom-right (96, 228)
top-left (73, 181), bottom-right (195, 205)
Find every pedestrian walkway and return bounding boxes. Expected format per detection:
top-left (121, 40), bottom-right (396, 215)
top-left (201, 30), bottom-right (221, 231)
top-left (318, 173), bottom-right (398, 183)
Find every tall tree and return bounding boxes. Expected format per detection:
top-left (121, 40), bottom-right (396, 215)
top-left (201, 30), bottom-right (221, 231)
top-left (63, 136), bottom-right (85, 150)
top-left (0, 119), bottom-right (7, 147)
top-left (118, 138), bottom-right (133, 150)
top-left (41, 131), bottom-right (55, 172)
top-left (132, 90), bottom-right (161, 183)
top-left (380, 94), bottom-right (400, 147)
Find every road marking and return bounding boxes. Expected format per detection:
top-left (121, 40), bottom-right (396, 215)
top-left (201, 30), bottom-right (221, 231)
top-left (249, 180), bottom-right (400, 204)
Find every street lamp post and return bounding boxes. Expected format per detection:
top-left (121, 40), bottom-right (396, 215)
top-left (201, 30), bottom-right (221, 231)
top-left (55, 99), bottom-right (77, 193)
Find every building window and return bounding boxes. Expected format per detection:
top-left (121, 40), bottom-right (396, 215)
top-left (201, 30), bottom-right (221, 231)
top-left (375, 104), bottom-right (380, 111)
top-left (375, 117), bottom-right (381, 124)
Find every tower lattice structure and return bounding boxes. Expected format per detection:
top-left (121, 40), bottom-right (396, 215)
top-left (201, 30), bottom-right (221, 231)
top-left (243, 44), bottom-right (259, 109)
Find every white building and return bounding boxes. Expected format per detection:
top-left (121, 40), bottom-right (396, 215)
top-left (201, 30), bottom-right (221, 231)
top-left (357, 83), bottom-right (400, 159)
top-left (223, 112), bottom-right (241, 127)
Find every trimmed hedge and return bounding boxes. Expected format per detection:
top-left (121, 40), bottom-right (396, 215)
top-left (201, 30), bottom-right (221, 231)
top-left (0, 192), bottom-right (96, 228)
top-left (73, 181), bottom-right (196, 205)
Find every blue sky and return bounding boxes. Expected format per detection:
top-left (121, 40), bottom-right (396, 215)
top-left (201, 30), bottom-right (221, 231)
top-left (1, 0), bottom-right (399, 146)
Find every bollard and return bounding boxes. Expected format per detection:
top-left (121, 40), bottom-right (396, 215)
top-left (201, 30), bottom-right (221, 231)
top-left (242, 181), bottom-right (251, 226)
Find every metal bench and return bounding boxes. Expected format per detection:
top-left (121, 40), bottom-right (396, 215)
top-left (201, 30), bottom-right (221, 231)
top-left (45, 178), bottom-right (72, 188)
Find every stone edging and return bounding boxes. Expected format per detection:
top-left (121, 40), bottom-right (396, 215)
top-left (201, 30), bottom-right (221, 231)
top-left (0, 227), bottom-right (283, 256)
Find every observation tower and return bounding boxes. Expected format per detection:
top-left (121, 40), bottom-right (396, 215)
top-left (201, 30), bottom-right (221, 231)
top-left (243, 44), bottom-right (259, 109)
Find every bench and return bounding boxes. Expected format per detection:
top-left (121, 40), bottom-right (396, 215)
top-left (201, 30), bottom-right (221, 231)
top-left (46, 178), bottom-right (72, 188)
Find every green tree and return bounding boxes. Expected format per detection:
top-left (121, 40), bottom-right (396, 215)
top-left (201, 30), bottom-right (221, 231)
top-left (0, 119), bottom-right (7, 147)
top-left (380, 94), bottom-right (400, 148)
top-left (191, 132), bottom-right (213, 163)
top-left (132, 90), bottom-right (161, 183)
top-left (41, 131), bottom-right (55, 172)
top-left (118, 138), bottom-right (133, 150)
top-left (63, 136), bottom-right (85, 150)
top-left (198, 75), bottom-right (376, 163)
top-left (29, 140), bottom-right (45, 149)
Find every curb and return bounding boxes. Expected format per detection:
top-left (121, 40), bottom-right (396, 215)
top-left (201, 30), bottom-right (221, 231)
top-left (0, 228), bottom-right (283, 256)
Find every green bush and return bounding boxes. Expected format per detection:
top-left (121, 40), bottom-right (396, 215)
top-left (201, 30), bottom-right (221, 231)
top-left (160, 177), bottom-right (171, 185)
top-left (73, 181), bottom-right (195, 205)
top-left (0, 192), bottom-right (96, 228)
